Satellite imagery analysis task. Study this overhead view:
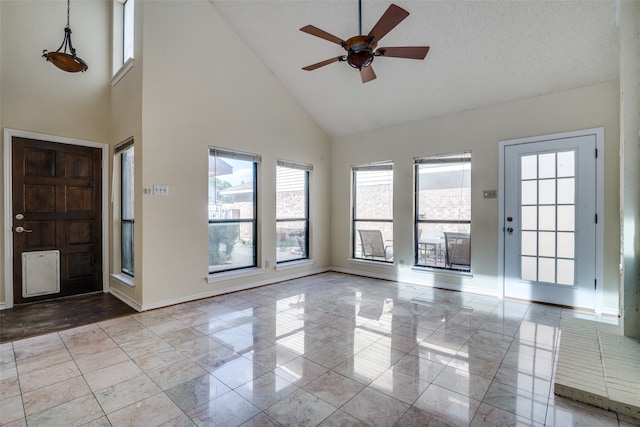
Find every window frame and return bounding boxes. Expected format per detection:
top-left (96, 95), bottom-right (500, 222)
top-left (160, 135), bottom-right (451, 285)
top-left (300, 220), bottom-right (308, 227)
top-left (208, 147), bottom-right (261, 274)
top-left (115, 138), bottom-right (134, 277)
top-left (122, 0), bottom-right (134, 64)
top-left (414, 152), bottom-right (471, 272)
top-left (351, 163), bottom-right (394, 263)
top-left (111, 0), bottom-right (134, 85)
top-left (276, 160), bottom-right (312, 264)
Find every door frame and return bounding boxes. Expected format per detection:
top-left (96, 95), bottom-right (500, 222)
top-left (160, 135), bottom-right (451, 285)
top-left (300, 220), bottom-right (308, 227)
top-left (3, 128), bottom-right (109, 309)
top-left (497, 128), bottom-right (604, 312)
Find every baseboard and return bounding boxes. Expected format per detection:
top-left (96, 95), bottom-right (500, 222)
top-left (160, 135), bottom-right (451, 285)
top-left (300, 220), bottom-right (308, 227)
top-left (0, 302), bottom-right (6, 311)
top-left (109, 287), bottom-right (142, 312)
top-left (139, 267), bottom-right (330, 311)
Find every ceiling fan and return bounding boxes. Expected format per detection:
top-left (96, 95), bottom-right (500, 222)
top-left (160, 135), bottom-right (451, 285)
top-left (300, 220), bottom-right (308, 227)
top-left (300, 2), bottom-right (430, 83)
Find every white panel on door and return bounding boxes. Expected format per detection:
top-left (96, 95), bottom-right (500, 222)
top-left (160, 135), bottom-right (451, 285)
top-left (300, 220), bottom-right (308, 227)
top-left (22, 250), bottom-right (60, 297)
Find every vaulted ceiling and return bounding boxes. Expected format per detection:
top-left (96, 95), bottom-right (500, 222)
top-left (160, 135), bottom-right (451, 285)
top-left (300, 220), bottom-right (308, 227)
top-left (212, 1), bottom-right (619, 138)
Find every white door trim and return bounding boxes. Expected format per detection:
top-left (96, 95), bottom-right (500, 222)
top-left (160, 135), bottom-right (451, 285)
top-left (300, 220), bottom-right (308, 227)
top-left (3, 128), bottom-right (110, 310)
top-left (498, 128), bottom-right (604, 312)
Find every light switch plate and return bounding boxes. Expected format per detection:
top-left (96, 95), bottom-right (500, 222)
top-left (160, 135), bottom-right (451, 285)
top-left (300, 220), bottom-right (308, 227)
top-left (153, 184), bottom-right (169, 196)
top-left (483, 189), bottom-right (497, 199)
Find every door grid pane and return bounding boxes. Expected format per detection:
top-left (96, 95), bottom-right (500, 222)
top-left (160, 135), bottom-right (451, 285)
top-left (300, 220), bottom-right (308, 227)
top-left (519, 151), bottom-right (576, 285)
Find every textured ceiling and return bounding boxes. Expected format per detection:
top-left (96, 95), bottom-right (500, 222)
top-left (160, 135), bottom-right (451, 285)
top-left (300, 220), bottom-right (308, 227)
top-left (212, 1), bottom-right (619, 138)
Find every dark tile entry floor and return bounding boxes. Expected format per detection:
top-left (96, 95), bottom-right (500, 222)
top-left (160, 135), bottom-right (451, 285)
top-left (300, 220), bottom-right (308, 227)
top-left (0, 292), bottom-right (137, 343)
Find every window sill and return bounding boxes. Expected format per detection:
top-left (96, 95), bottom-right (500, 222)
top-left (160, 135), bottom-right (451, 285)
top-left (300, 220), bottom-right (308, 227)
top-left (207, 267), bottom-right (263, 284)
top-left (276, 259), bottom-right (313, 271)
top-left (411, 265), bottom-right (473, 278)
top-left (111, 58), bottom-right (134, 87)
top-left (111, 273), bottom-right (134, 287)
top-left (347, 258), bottom-right (395, 267)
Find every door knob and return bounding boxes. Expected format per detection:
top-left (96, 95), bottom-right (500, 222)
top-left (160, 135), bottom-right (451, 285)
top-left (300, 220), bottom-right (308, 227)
top-left (15, 226), bottom-right (33, 233)
top-left (507, 227), bottom-right (514, 234)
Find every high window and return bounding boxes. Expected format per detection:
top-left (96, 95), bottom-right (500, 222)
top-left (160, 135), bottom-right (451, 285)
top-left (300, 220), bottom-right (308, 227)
top-left (352, 163), bottom-right (393, 262)
top-left (415, 152), bottom-right (471, 272)
top-left (208, 147), bottom-right (260, 273)
top-left (115, 139), bottom-right (134, 276)
top-left (276, 160), bottom-right (312, 263)
top-left (112, 0), bottom-right (134, 80)
top-left (123, 0), bottom-right (134, 63)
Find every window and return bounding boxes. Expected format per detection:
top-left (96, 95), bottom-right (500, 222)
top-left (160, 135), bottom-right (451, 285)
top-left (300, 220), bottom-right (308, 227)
top-left (112, 0), bottom-right (134, 80)
top-left (352, 163), bottom-right (393, 262)
top-left (208, 147), bottom-right (260, 273)
top-left (123, 0), bottom-right (134, 63)
top-left (276, 160), bottom-right (311, 263)
top-left (115, 139), bottom-right (134, 276)
top-left (415, 152), bottom-right (471, 272)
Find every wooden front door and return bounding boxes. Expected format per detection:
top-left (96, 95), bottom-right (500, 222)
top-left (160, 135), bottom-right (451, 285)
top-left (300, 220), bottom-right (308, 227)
top-left (11, 137), bottom-right (103, 304)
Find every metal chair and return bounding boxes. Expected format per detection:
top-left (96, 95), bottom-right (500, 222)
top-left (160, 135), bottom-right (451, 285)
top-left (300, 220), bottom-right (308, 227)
top-left (358, 229), bottom-right (393, 261)
top-left (418, 225), bottom-right (443, 265)
top-left (444, 232), bottom-right (471, 270)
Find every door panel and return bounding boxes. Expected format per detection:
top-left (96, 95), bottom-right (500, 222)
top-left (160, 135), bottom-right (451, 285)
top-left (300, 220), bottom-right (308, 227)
top-left (12, 137), bottom-right (102, 304)
top-left (503, 135), bottom-right (596, 309)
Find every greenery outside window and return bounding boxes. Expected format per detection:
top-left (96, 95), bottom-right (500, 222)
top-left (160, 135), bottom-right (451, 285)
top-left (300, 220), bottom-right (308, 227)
top-left (276, 160), bottom-right (312, 263)
top-left (352, 163), bottom-right (394, 262)
top-left (208, 147), bottom-right (260, 273)
top-left (415, 152), bottom-right (471, 272)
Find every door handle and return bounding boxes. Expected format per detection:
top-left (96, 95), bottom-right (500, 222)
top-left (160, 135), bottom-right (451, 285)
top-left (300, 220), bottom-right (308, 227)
top-left (15, 226), bottom-right (33, 233)
top-left (507, 227), bottom-right (514, 234)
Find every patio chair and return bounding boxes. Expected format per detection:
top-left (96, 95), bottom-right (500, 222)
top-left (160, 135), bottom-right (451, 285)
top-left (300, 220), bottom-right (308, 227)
top-left (444, 232), bottom-right (471, 270)
top-left (418, 225), bottom-right (443, 264)
top-left (358, 229), bottom-right (393, 261)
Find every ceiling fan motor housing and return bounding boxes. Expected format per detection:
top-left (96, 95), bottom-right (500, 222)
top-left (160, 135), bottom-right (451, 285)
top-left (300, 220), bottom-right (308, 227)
top-left (344, 35), bottom-right (377, 69)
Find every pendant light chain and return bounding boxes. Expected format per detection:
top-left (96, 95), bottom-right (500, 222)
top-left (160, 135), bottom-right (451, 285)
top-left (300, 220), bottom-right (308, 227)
top-left (66, 0), bottom-right (70, 28)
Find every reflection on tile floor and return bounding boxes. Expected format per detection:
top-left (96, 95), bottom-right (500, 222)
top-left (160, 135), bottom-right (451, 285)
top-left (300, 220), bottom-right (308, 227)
top-left (1, 272), bottom-right (637, 426)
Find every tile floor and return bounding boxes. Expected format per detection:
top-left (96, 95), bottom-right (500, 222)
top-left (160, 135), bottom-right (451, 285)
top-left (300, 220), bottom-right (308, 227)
top-left (1, 272), bottom-right (638, 426)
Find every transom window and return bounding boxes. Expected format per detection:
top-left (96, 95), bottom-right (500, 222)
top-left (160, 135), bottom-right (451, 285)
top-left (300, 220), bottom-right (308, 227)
top-left (352, 163), bottom-right (393, 262)
top-left (208, 147), bottom-right (260, 273)
top-left (415, 153), bottom-right (471, 272)
top-left (276, 160), bottom-right (312, 263)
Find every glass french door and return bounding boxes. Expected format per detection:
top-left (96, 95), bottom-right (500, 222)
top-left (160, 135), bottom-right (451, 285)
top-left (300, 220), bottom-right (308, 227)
top-left (503, 135), bottom-right (596, 309)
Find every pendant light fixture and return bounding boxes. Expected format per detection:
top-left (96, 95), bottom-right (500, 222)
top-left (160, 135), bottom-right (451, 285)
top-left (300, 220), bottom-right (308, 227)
top-left (42, 0), bottom-right (88, 72)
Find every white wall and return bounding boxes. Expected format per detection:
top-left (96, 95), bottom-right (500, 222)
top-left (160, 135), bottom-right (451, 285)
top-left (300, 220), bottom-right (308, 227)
top-left (1, 0), bottom-right (111, 306)
top-left (135, 1), bottom-right (331, 308)
top-left (108, 0), bottom-right (145, 306)
top-left (331, 81), bottom-right (620, 313)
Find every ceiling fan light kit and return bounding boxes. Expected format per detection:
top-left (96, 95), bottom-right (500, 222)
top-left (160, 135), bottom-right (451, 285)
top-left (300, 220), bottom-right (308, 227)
top-left (300, 2), bottom-right (429, 83)
top-left (42, 0), bottom-right (88, 73)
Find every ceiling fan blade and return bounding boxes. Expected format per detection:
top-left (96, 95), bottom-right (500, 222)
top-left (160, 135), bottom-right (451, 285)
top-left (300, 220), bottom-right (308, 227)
top-left (302, 56), bottom-right (344, 71)
top-left (377, 46), bottom-right (430, 60)
top-left (300, 25), bottom-right (346, 46)
top-left (360, 66), bottom-right (377, 83)
top-left (367, 4), bottom-right (409, 43)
